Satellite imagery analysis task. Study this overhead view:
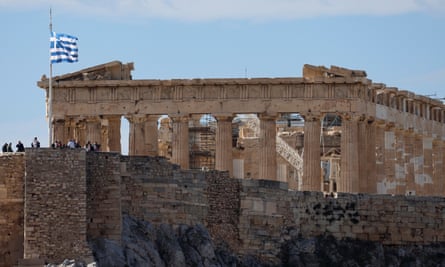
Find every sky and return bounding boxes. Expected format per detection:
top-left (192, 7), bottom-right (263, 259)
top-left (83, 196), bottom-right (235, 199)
top-left (1, 0), bottom-right (445, 153)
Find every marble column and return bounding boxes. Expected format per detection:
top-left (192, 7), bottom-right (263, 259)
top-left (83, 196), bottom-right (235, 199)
top-left (215, 115), bottom-right (233, 176)
top-left (339, 114), bottom-right (360, 193)
top-left (374, 122), bottom-right (386, 194)
top-left (357, 117), bottom-right (367, 193)
top-left (65, 118), bottom-right (76, 144)
top-left (128, 115), bottom-right (144, 155)
top-left (442, 140), bottom-right (445, 196)
top-left (404, 129), bottom-right (415, 195)
top-left (171, 115), bottom-right (190, 169)
top-left (127, 115), bottom-right (159, 156)
top-left (394, 128), bottom-right (406, 195)
top-left (364, 120), bottom-right (377, 193)
top-left (86, 117), bottom-right (102, 146)
top-left (258, 114), bottom-right (277, 180)
top-left (432, 139), bottom-right (444, 196)
top-left (383, 123), bottom-right (396, 195)
top-left (358, 117), bottom-right (379, 194)
top-left (423, 136), bottom-right (434, 195)
top-left (144, 115), bottom-right (160, 157)
top-left (302, 113), bottom-right (322, 191)
top-left (74, 119), bottom-right (87, 147)
top-left (52, 117), bottom-right (65, 145)
top-left (101, 115), bottom-right (121, 153)
top-left (413, 133), bottom-right (424, 195)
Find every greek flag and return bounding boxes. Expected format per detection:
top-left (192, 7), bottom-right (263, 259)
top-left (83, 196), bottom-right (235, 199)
top-left (50, 32), bottom-right (78, 64)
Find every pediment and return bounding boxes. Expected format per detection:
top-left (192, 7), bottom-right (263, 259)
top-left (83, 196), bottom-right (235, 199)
top-left (39, 61), bottom-right (134, 86)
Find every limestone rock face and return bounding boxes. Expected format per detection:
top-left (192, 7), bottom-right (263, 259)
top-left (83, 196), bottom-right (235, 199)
top-left (89, 214), bottom-right (247, 267)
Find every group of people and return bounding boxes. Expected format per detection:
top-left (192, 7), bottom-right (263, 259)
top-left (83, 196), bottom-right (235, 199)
top-left (52, 139), bottom-right (101, 152)
top-left (1, 137), bottom-right (101, 153)
top-left (1, 137), bottom-right (40, 153)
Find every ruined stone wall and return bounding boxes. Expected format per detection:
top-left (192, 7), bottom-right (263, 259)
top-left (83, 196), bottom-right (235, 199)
top-left (120, 156), bottom-right (208, 226)
top-left (234, 138), bottom-right (260, 179)
top-left (238, 179), bottom-right (292, 262)
top-left (4, 150), bottom-right (445, 266)
top-left (204, 171), bottom-right (241, 250)
top-left (23, 149), bottom-right (93, 263)
top-left (0, 153), bottom-right (24, 267)
top-left (86, 152), bottom-right (122, 242)
top-left (238, 179), bottom-right (445, 261)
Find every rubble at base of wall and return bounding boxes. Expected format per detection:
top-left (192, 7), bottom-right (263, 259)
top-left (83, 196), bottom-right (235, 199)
top-left (45, 259), bottom-right (96, 267)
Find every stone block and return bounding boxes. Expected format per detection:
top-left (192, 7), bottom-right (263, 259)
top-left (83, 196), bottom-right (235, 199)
top-left (252, 199), bottom-right (264, 213)
top-left (0, 186), bottom-right (7, 199)
top-left (265, 201), bottom-right (277, 215)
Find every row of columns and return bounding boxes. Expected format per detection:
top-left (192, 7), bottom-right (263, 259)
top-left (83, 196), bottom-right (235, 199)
top-left (52, 112), bottom-right (445, 196)
top-left (52, 114), bottom-right (238, 177)
top-left (299, 113), bottom-right (362, 193)
top-left (53, 115), bottom-right (122, 152)
top-left (302, 112), bottom-right (445, 196)
top-left (52, 113), bottom-right (366, 190)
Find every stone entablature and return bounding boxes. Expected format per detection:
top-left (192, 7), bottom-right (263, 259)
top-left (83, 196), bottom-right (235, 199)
top-left (38, 63), bottom-right (444, 128)
top-left (37, 62), bottom-right (445, 140)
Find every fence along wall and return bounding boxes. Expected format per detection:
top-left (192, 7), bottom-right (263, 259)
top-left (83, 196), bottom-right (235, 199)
top-left (3, 149), bottom-right (445, 266)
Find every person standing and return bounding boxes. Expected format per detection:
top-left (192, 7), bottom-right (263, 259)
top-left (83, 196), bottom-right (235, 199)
top-left (67, 139), bottom-right (76, 149)
top-left (7, 143), bottom-right (13, 152)
top-left (16, 141), bottom-right (25, 152)
top-left (31, 137), bottom-right (40, 148)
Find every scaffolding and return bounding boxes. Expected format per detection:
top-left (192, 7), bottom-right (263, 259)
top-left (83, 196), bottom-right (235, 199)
top-left (189, 115), bottom-right (216, 170)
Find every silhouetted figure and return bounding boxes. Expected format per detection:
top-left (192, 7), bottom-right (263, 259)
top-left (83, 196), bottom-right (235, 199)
top-left (85, 141), bottom-right (93, 151)
top-left (16, 141), bottom-right (25, 152)
top-left (93, 142), bottom-right (101, 152)
top-left (7, 143), bottom-right (13, 152)
top-left (2, 143), bottom-right (7, 153)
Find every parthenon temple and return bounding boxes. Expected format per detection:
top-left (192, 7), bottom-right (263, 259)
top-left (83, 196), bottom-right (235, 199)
top-left (38, 61), bottom-right (445, 196)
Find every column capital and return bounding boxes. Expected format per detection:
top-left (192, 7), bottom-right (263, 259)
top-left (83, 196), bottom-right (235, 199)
top-left (125, 114), bottom-right (148, 124)
top-left (126, 114), bottom-right (161, 124)
top-left (53, 115), bottom-right (65, 121)
top-left (373, 119), bottom-right (387, 127)
top-left (301, 112), bottom-right (322, 121)
top-left (146, 114), bottom-right (161, 122)
top-left (101, 114), bottom-right (121, 121)
top-left (258, 112), bottom-right (278, 120)
top-left (85, 115), bottom-right (101, 122)
top-left (101, 115), bottom-right (121, 127)
top-left (384, 122), bottom-right (396, 131)
top-left (169, 114), bottom-right (190, 123)
top-left (214, 114), bottom-right (234, 121)
top-left (339, 113), bottom-right (365, 122)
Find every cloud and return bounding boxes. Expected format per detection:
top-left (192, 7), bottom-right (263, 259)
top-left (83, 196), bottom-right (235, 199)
top-left (1, 0), bottom-right (445, 20)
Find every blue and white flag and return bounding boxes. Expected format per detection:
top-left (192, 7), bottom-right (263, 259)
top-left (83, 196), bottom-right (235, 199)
top-left (50, 32), bottom-right (78, 64)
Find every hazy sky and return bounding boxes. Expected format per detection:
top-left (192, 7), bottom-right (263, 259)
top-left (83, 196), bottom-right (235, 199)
top-left (1, 0), bottom-right (445, 152)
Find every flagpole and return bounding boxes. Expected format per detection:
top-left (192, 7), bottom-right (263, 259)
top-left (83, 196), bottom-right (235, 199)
top-left (48, 8), bottom-right (53, 146)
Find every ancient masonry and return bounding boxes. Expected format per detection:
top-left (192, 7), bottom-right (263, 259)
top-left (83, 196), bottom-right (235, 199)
top-left (0, 62), bottom-right (443, 266)
top-left (1, 149), bottom-right (445, 266)
top-left (37, 61), bottom-right (445, 196)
